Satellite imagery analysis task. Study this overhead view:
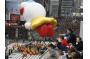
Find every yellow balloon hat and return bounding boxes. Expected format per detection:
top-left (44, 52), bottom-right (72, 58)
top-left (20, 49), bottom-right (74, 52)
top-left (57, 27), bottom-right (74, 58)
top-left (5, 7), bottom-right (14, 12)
top-left (31, 16), bottom-right (57, 30)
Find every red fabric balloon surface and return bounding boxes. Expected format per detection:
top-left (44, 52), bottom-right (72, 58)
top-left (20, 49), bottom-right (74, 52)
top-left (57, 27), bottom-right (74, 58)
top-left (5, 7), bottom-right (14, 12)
top-left (20, 7), bottom-right (24, 15)
top-left (35, 23), bottom-right (54, 37)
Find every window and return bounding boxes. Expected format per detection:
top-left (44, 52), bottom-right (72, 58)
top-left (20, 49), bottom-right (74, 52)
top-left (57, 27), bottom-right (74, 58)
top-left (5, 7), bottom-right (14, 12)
top-left (51, 5), bottom-right (59, 17)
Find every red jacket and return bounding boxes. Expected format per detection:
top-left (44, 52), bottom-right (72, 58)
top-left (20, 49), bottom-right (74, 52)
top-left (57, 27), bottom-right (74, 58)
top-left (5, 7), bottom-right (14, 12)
top-left (61, 39), bottom-right (69, 47)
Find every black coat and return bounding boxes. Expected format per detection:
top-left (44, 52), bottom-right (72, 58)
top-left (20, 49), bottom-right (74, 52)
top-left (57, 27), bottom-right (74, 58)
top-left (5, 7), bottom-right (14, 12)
top-left (76, 41), bottom-right (83, 51)
top-left (65, 33), bottom-right (76, 46)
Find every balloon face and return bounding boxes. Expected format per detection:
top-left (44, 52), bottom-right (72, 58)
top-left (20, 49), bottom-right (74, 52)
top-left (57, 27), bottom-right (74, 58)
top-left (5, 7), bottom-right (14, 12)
top-left (20, 1), bottom-right (46, 21)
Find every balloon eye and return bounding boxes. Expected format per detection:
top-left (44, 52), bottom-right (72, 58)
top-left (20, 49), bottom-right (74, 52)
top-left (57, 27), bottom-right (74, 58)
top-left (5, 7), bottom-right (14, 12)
top-left (20, 7), bottom-right (24, 15)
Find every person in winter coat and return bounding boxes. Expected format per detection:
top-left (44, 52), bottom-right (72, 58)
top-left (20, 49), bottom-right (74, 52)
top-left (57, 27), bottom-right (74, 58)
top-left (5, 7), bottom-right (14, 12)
top-left (75, 37), bottom-right (83, 51)
top-left (56, 49), bottom-right (67, 59)
top-left (65, 28), bottom-right (76, 46)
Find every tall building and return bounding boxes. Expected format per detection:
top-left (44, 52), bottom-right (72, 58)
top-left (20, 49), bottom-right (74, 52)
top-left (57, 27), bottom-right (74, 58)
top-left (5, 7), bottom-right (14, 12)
top-left (60, 0), bottom-right (74, 17)
top-left (48, 0), bottom-right (82, 17)
top-left (73, 0), bottom-right (82, 13)
top-left (5, 0), bottom-right (28, 40)
top-left (49, 0), bottom-right (59, 17)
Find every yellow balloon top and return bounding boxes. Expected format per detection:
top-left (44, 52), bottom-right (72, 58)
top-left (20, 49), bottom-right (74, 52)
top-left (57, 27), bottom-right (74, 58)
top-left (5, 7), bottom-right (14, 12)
top-left (31, 16), bottom-right (57, 30)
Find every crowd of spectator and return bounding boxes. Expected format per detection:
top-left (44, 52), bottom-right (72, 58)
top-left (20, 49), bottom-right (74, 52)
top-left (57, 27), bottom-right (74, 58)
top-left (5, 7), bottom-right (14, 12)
top-left (5, 28), bottom-right (83, 59)
top-left (47, 28), bottom-right (83, 59)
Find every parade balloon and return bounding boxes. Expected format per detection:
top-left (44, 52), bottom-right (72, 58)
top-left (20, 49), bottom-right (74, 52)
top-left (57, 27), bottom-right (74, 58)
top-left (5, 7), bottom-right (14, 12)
top-left (31, 16), bottom-right (57, 37)
top-left (31, 16), bottom-right (57, 30)
top-left (20, 0), bottom-right (46, 21)
top-left (35, 23), bottom-right (54, 37)
top-left (24, 22), bottom-right (31, 30)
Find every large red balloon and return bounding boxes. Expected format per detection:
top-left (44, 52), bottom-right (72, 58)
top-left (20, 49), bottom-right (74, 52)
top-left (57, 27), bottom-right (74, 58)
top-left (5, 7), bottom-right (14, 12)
top-left (35, 23), bottom-right (54, 37)
top-left (47, 24), bottom-right (54, 37)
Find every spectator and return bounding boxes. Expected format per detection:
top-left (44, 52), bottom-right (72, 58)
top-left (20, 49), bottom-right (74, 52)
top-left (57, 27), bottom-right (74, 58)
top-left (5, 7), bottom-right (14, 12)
top-left (60, 36), bottom-right (69, 47)
top-left (67, 47), bottom-right (81, 59)
top-left (56, 37), bottom-right (68, 51)
top-left (39, 45), bottom-right (46, 54)
top-left (56, 49), bottom-right (67, 59)
top-left (47, 44), bottom-right (57, 59)
top-left (70, 52), bottom-right (81, 59)
top-left (75, 37), bottom-right (83, 51)
top-left (65, 28), bottom-right (76, 46)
